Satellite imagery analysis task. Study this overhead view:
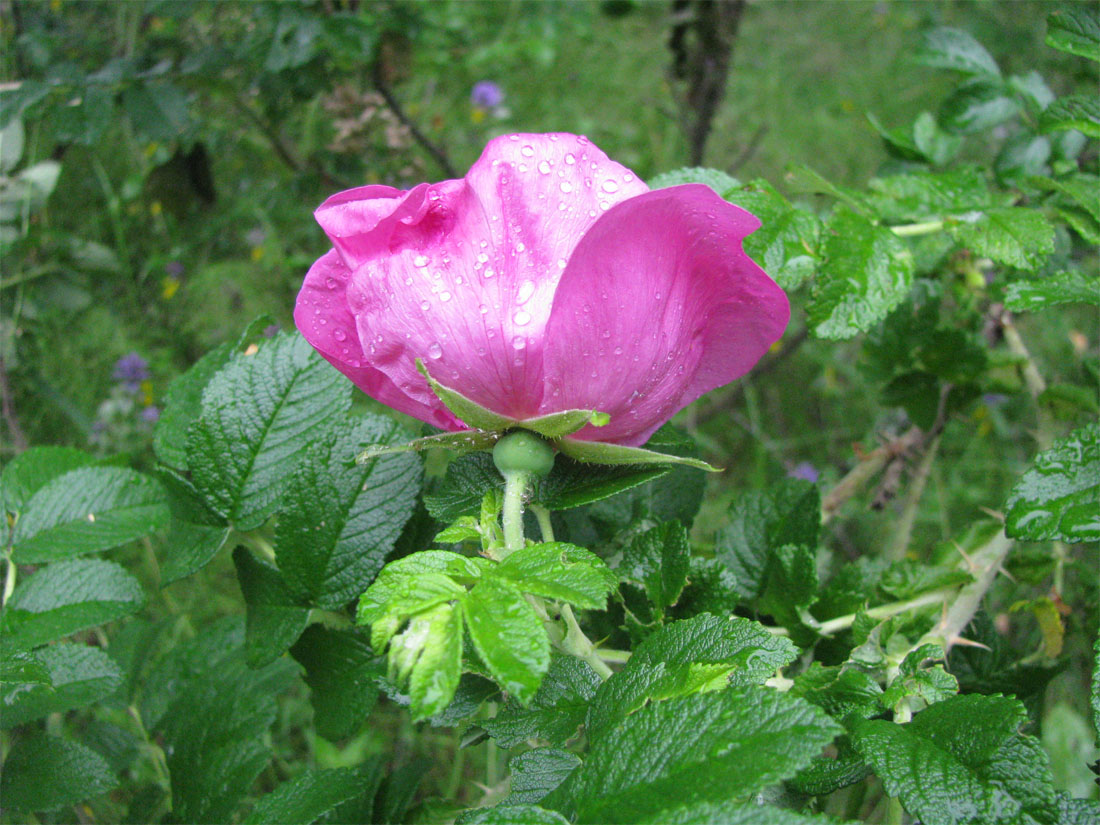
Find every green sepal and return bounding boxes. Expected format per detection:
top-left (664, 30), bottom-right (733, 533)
top-left (356, 430), bottom-right (500, 463)
top-left (554, 437), bottom-right (720, 472)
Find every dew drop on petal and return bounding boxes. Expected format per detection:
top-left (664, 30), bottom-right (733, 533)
top-left (512, 336), bottom-right (526, 351)
top-left (537, 160), bottom-right (551, 175)
top-left (520, 144), bottom-right (534, 157)
top-left (614, 346), bottom-right (623, 355)
top-left (515, 241), bottom-right (526, 252)
top-left (564, 153), bottom-right (576, 164)
top-left (427, 342), bottom-right (443, 360)
top-left (516, 280), bottom-right (536, 304)
top-left (557, 258), bottom-right (567, 269)
top-left (334, 329), bottom-right (347, 341)
top-left (413, 255), bottom-right (429, 267)
top-left (513, 310), bottom-right (531, 326)
top-left (325, 277), bottom-right (338, 289)
top-left (420, 300), bottom-right (431, 311)
top-left (559, 181), bottom-right (573, 194)
top-left (601, 179), bottom-right (619, 193)
top-left (477, 252), bottom-right (490, 264)
top-left (483, 267), bottom-right (495, 279)
top-left (439, 291), bottom-right (452, 302)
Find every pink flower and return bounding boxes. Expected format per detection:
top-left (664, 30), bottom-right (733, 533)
top-left (295, 133), bottom-right (789, 447)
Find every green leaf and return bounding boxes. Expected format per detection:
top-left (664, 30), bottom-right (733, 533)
top-left (792, 663), bottom-right (884, 720)
top-left (12, 466), bottom-right (169, 563)
top-left (995, 133), bottom-right (1051, 181)
top-left (121, 81), bottom-right (190, 142)
top-left (0, 445), bottom-right (96, 518)
top-left (947, 207), bottom-right (1055, 270)
top-left (505, 748), bottom-right (583, 806)
top-left (851, 694), bottom-right (1060, 825)
top-left (290, 625), bottom-right (383, 741)
top-left (159, 516), bottom-right (231, 584)
top-left (495, 542), bottom-right (618, 609)
top-left (1046, 6), bottom-right (1100, 62)
top-left (913, 111), bottom-right (964, 166)
top-left (483, 655), bottom-right (601, 748)
top-left (555, 437), bottom-right (718, 471)
top-left (459, 805), bottom-right (572, 825)
top-left (620, 522), bottom-right (690, 615)
top-left (1092, 635), bottom-right (1100, 742)
top-left (154, 341), bottom-right (234, 470)
top-left (552, 687), bottom-right (841, 824)
top-left (865, 167), bottom-right (996, 222)
top-left (186, 331), bottom-right (351, 530)
top-left (1, 559), bottom-right (145, 651)
top-left (586, 614), bottom-right (799, 740)
top-left (725, 179), bottom-right (821, 290)
top-left (155, 624), bottom-right (298, 825)
top-left (394, 601), bottom-right (463, 722)
top-left (757, 544), bottom-right (819, 630)
top-left (0, 734), bottom-right (117, 812)
top-left (1005, 270), bottom-right (1100, 313)
top-left (276, 413), bottom-right (422, 609)
top-left (463, 577), bottom-right (550, 703)
top-left (232, 547), bottom-right (311, 668)
top-left (358, 552), bottom-right (473, 647)
top-left (243, 767), bottom-right (365, 825)
top-left (357, 428), bottom-right (500, 461)
top-left (914, 27), bottom-right (1001, 77)
top-left (647, 167), bottom-right (741, 198)
top-left (808, 208), bottom-right (914, 340)
top-left (638, 800), bottom-right (847, 824)
top-left (715, 478), bottom-right (821, 600)
top-left (938, 79), bottom-right (1020, 135)
top-left (881, 643), bottom-right (959, 710)
top-left (1040, 94), bottom-right (1100, 138)
top-left (1005, 420), bottom-right (1100, 543)
top-left (532, 456), bottom-right (669, 512)
top-left (1, 642), bottom-right (122, 728)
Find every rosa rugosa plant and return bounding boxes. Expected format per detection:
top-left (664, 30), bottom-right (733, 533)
top-left (294, 133), bottom-right (789, 464)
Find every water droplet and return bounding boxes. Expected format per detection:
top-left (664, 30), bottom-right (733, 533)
top-left (376, 334), bottom-right (383, 343)
top-left (420, 300), bottom-right (431, 311)
top-left (477, 252), bottom-right (490, 265)
top-left (427, 342), bottom-right (443, 359)
top-left (404, 277), bottom-right (413, 286)
top-left (614, 346), bottom-right (623, 355)
top-left (520, 144), bottom-right (534, 157)
top-left (537, 160), bottom-right (551, 175)
top-left (600, 201), bottom-right (611, 211)
top-left (557, 258), bottom-right (567, 269)
top-left (560, 181), bottom-right (574, 194)
top-left (590, 370), bottom-right (598, 378)
top-left (601, 179), bottom-right (619, 193)
top-left (564, 153), bottom-right (576, 164)
top-left (515, 241), bottom-right (526, 252)
top-left (518, 163), bottom-right (527, 173)
top-left (601, 329), bottom-right (611, 338)
top-left (479, 304), bottom-right (489, 314)
top-left (334, 329), bottom-right (347, 341)
top-left (483, 267), bottom-right (496, 278)
top-left (413, 255), bottom-right (429, 267)
top-left (512, 336), bottom-right (527, 351)
top-left (516, 280), bottom-right (536, 304)
top-left (439, 291), bottom-right (452, 302)
top-left (624, 173), bottom-right (634, 182)
top-left (325, 277), bottom-right (338, 289)
top-left (514, 310), bottom-right (531, 326)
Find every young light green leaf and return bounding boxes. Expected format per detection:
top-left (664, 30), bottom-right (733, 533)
top-left (495, 542), bottom-right (617, 609)
top-left (620, 521), bottom-right (690, 615)
top-left (1046, 6), bottom-right (1100, 62)
top-left (1, 558), bottom-right (145, 651)
top-left (1004, 270), bottom-right (1100, 313)
top-left (242, 767), bottom-right (365, 825)
top-left (186, 331), bottom-right (351, 530)
top-left (553, 687), bottom-right (841, 824)
top-left (947, 207), bottom-right (1055, 270)
top-left (360, 571), bottom-right (466, 650)
top-left (881, 643), bottom-right (959, 710)
top-left (276, 413), bottom-right (422, 609)
top-left (851, 694), bottom-right (1059, 825)
top-left (586, 614), bottom-right (799, 741)
top-left (914, 27), bottom-right (1001, 76)
top-left (913, 111), bottom-right (964, 166)
top-left (463, 577), bottom-right (550, 703)
top-left (403, 601), bottom-right (463, 722)
top-left (638, 800), bottom-right (851, 824)
top-left (647, 167), bottom-right (741, 198)
top-left (0, 734), bottom-right (117, 812)
top-left (232, 547), bottom-right (311, 668)
top-left (1040, 95), bottom-right (1100, 138)
top-left (12, 467), bottom-right (169, 563)
top-left (1, 642), bottom-right (122, 728)
top-left (483, 655), bottom-right (602, 748)
top-left (290, 625), bottom-right (383, 741)
top-left (808, 207), bottom-right (914, 340)
top-left (458, 805), bottom-right (572, 825)
top-left (1005, 420), bottom-right (1100, 543)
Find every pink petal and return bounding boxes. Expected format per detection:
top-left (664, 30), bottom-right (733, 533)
top-left (323, 134), bottom-right (648, 426)
top-left (294, 250), bottom-right (462, 430)
top-left (540, 184), bottom-right (790, 446)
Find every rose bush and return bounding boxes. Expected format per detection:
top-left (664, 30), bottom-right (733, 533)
top-left (295, 133), bottom-right (789, 446)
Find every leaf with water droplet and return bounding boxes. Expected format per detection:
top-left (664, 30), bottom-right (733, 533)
top-left (555, 438), bottom-right (720, 472)
top-left (1005, 420), bottom-right (1100, 543)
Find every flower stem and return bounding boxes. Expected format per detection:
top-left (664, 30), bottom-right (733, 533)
top-left (2, 552), bottom-right (16, 605)
top-left (890, 219), bottom-right (945, 237)
top-left (500, 469), bottom-right (531, 557)
top-left (531, 504), bottom-right (555, 544)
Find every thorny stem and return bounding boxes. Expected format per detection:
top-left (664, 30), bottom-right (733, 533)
top-left (765, 587), bottom-right (957, 638)
top-left (821, 427), bottom-right (923, 524)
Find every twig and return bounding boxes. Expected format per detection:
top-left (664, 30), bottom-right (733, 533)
top-left (821, 426), bottom-right (923, 524)
top-left (0, 356), bottom-right (27, 453)
top-left (885, 432), bottom-right (941, 562)
top-left (999, 310), bottom-right (1052, 449)
top-left (729, 123), bottom-right (767, 173)
top-left (373, 75), bottom-right (458, 179)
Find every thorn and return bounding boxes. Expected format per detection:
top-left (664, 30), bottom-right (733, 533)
top-left (978, 506), bottom-right (1005, 522)
top-left (947, 635), bottom-right (991, 651)
top-left (995, 563), bottom-right (1016, 583)
top-left (952, 541), bottom-right (981, 575)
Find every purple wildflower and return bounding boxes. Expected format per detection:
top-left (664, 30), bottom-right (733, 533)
top-left (140, 406), bottom-right (161, 423)
top-left (165, 261), bottom-right (185, 278)
top-left (113, 353), bottom-right (149, 393)
top-left (788, 461), bottom-right (819, 483)
top-left (246, 228), bottom-right (267, 247)
top-left (263, 324), bottom-right (281, 338)
top-left (470, 81), bottom-right (504, 110)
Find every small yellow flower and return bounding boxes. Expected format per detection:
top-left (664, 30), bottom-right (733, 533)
top-left (144, 143), bottom-right (160, 159)
top-left (250, 246), bottom-right (265, 262)
top-left (471, 108), bottom-right (486, 125)
top-left (150, 201), bottom-right (162, 216)
top-left (140, 380), bottom-right (154, 406)
top-left (162, 277), bottom-right (180, 300)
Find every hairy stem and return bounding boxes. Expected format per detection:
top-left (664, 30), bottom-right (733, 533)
top-left (500, 470), bottom-right (530, 557)
top-left (531, 504), bottom-right (555, 544)
top-left (920, 531), bottom-right (1012, 651)
top-left (560, 603), bottom-right (613, 680)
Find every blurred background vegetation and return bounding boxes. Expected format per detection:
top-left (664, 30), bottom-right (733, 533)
top-left (1, 0), bottom-right (1096, 816)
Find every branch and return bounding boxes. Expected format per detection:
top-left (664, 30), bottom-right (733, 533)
top-left (0, 356), bottom-right (27, 453)
top-left (821, 426), bottom-right (923, 524)
top-left (372, 75), bottom-right (458, 179)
